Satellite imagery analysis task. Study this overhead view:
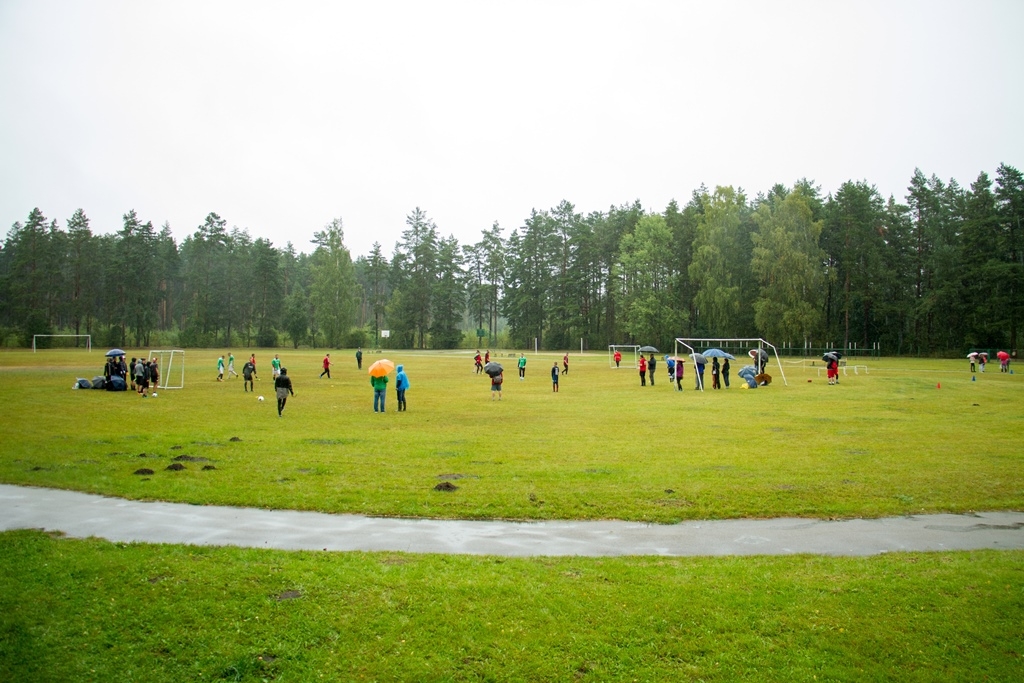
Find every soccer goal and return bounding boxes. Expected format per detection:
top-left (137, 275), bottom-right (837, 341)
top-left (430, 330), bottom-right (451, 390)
top-left (608, 344), bottom-right (640, 368)
top-left (32, 334), bottom-right (91, 352)
top-left (148, 349), bottom-right (185, 389)
top-left (673, 337), bottom-right (788, 390)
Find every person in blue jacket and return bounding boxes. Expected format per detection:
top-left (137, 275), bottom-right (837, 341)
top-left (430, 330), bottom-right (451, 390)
top-left (395, 364), bottom-right (410, 412)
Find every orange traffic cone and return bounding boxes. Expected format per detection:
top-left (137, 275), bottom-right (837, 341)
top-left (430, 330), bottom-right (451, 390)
top-left (936, 382), bottom-right (941, 389)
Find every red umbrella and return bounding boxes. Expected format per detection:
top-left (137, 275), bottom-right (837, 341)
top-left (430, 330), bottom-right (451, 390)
top-left (997, 350), bottom-right (1010, 361)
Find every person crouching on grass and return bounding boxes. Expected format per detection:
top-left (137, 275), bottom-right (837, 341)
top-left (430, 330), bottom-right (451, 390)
top-left (551, 362), bottom-right (559, 392)
top-left (491, 369), bottom-right (503, 400)
top-left (275, 368), bottom-right (295, 417)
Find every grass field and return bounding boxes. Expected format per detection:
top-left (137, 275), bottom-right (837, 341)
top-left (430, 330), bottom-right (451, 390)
top-left (2, 347), bottom-right (1022, 680)
top-left (2, 348), bottom-right (1022, 522)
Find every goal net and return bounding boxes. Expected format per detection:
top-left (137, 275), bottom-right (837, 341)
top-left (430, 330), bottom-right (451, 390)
top-left (673, 337), bottom-right (788, 390)
top-left (608, 344), bottom-right (640, 368)
top-left (148, 349), bottom-right (185, 389)
top-left (32, 334), bottom-right (91, 352)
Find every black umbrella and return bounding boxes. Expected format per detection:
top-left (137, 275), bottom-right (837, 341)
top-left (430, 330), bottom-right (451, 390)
top-left (639, 345), bottom-right (659, 353)
top-left (826, 350), bottom-right (844, 359)
top-left (484, 361), bottom-right (503, 377)
top-left (748, 348), bottom-right (768, 360)
top-left (105, 348), bottom-right (126, 357)
top-left (690, 352), bottom-right (707, 365)
top-left (822, 352), bottom-right (838, 362)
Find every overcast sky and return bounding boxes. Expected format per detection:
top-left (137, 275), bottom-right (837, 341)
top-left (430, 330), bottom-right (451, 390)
top-left (2, 0), bottom-right (1022, 258)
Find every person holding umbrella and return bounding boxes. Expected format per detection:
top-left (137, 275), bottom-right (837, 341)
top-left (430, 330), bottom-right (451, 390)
top-left (368, 359), bottom-right (394, 412)
top-left (484, 360), bottom-right (504, 400)
top-left (998, 350), bottom-right (1010, 372)
top-left (979, 352), bottom-right (988, 372)
top-left (968, 352), bottom-right (978, 373)
top-left (647, 354), bottom-right (656, 385)
top-left (711, 357), bottom-right (720, 389)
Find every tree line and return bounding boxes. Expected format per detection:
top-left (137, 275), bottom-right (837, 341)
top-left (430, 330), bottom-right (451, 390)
top-left (2, 165), bottom-right (1022, 355)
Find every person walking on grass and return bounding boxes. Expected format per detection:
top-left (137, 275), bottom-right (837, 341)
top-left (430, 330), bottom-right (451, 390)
top-left (271, 354), bottom-right (281, 378)
top-left (275, 368), bottom-right (295, 417)
top-left (227, 352), bottom-right (238, 378)
top-left (491, 369), bottom-right (503, 400)
top-left (148, 358), bottom-right (160, 392)
top-left (134, 357), bottom-right (149, 397)
top-left (562, 353), bottom-right (569, 375)
top-left (638, 354), bottom-right (647, 386)
top-left (666, 356), bottom-right (675, 384)
top-left (129, 357), bottom-right (137, 391)
top-left (395, 364), bottom-right (410, 412)
top-left (216, 356), bottom-right (225, 382)
top-left (355, 347), bottom-right (363, 370)
top-left (675, 358), bottom-right (684, 391)
top-left (371, 371), bottom-right (389, 412)
top-left (551, 362), bottom-right (559, 392)
top-left (320, 353), bottom-right (331, 379)
top-left (518, 353), bottom-right (527, 380)
top-left (648, 354), bottom-right (656, 386)
top-left (474, 350), bottom-right (483, 374)
top-left (613, 349), bottom-right (622, 368)
top-left (242, 358), bottom-right (256, 392)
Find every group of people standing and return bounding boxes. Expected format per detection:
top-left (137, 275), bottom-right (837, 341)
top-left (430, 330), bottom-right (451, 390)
top-left (103, 355), bottom-right (159, 396)
top-left (636, 353), bottom-right (732, 391)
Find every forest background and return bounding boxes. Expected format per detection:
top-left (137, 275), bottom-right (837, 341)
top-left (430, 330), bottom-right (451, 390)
top-left (3, 165), bottom-right (1023, 356)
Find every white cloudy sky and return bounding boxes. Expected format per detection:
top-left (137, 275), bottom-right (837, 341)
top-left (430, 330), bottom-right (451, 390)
top-left (1, 0), bottom-right (1022, 258)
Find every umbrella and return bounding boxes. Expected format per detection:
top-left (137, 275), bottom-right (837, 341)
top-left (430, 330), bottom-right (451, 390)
top-left (368, 359), bottom-right (395, 377)
top-left (755, 373), bottom-right (772, 386)
top-left (822, 352), bottom-right (838, 362)
top-left (105, 348), bottom-right (126, 357)
top-left (997, 350), bottom-right (1010, 361)
top-left (826, 350), bottom-right (844, 359)
top-left (702, 348), bottom-right (736, 360)
top-left (690, 353), bottom-right (707, 365)
top-left (737, 365), bottom-right (757, 378)
top-left (484, 361), bottom-right (504, 377)
top-left (967, 352), bottom-right (979, 359)
top-left (639, 345), bottom-right (659, 353)
top-left (748, 348), bottom-right (768, 360)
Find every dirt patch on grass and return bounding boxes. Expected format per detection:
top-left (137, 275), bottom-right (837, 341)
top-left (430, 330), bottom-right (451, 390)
top-left (434, 481), bottom-right (458, 492)
top-left (229, 436), bottom-right (242, 442)
top-left (133, 468), bottom-right (155, 475)
top-left (275, 590), bottom-right (301, 601)
top-left (172, 454), bottom-right (210, 462)
top-left (202, 465), bottom-right (217, 471)
top-left (165, 463), bottom-right (186, 471)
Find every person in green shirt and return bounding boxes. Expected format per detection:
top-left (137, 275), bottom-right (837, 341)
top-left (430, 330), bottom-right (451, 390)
top-left (216, 356), bottom-right (225, 382)
top-left (518, 354), bottom-right (527, 380)
top-left (271, 354), bottom-right (282, 378)
top-left (371, 373), bottom-right (389, 412)
top-left (227, 352), bottom-right (238, 378)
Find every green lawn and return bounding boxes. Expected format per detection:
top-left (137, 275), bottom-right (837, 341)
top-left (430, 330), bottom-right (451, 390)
top-left (2, 531), bottom-right (1021, 682)
top-left (2, 347), bottom-right (1022, 681)
top-left (2, 348), bottom-right (1022, 522)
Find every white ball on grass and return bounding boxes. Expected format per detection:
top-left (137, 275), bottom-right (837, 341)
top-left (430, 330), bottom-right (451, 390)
top-left (258, 395), bottom-right (265, 401)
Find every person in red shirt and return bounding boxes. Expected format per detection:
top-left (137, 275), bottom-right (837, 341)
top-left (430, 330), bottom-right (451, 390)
top-left (484, 350), bottom-right (491, 365)
top-left (474, 351), bottom-right (483, 374)
top-left (562, 353), bottom-right (569, 375)
top-left (320, 353), bottom-right (331, 379)
top-left (638, 355), bottom-right (647, 386)
top-left (613, 350), bottom-right (622, 367)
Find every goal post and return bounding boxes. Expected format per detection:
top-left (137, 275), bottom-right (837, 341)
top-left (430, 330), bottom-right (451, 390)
top-left (673, 337), bottom-right (788, 390)
top-left (32, 334), bottom-right (91, 352)
top-left (608, 344), bottom-right (640, 369)
top-left (147, 349), bottom-right (185, 389)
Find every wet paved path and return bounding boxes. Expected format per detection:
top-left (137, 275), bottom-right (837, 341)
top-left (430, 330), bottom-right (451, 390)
top-left (2, 484), bottom-right (1023, 557)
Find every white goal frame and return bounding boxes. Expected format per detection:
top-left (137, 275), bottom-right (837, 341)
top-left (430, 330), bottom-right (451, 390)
top-left (148, 349), bottom-right (185, 389)
top-left (673, 337), bottom-right (788, 390)
top-left (608, 344), bottom-right (640, 368)
top-left (32, 334), bottom-right (91, 352)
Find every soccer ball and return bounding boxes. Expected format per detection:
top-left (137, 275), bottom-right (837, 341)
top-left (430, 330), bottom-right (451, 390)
top-left (257, 396), bottom-right (265, 402)
top-left (152, 393), bottom-right (158, 397)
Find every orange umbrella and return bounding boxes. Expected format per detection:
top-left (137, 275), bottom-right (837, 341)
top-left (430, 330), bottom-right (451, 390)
top-left (368, 359), bottom-right (395, 377)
